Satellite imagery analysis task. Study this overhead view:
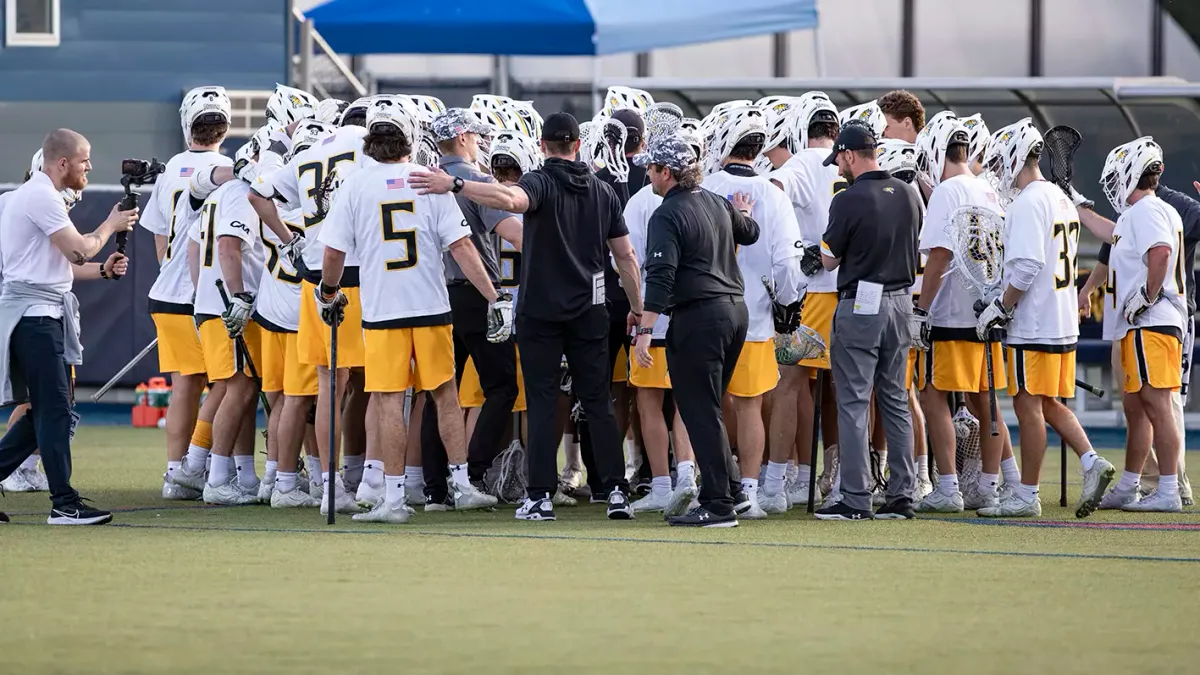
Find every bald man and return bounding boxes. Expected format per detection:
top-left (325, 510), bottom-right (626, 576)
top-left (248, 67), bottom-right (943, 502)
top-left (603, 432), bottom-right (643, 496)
top-left (0, 129), bottom-right (138, 525)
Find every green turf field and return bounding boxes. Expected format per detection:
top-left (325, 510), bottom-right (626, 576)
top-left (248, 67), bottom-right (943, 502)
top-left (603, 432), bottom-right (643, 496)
top-left (1, 428), bottom-right (1197, 674)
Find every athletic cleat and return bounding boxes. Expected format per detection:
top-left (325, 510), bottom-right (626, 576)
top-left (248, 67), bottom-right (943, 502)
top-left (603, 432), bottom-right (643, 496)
top-left (631, 490), bottom-right (670, 513)
top-left (256, 477), bottom-right (275, 503)
top-left (559, 467), bottom-right (584, 491)
top-left (1121, 489), bottom-right (1182, 513)
top-left (162, 475), bottom-right (201, 501)
top-left (352, 499), bottom-right (412, 524)
top-left (2, 470), bottom-right (37, 493)
top-left (732, 490), bottom-right (752, 515)
top-left (19, 466), bottom-right (48, 491)
top-left (1076, 457), bottom-right (1116, 518)
top-left (308, 478), bottom-right (323, 504)
top-left (667, 506), bottom-right (738, 528)
top-left (978, 491), bottom-right (1041, 518)
top-left (203, 477), bottom-right (258, 506)
top-left (552, 488), bottom-right (577, 507)
top-left (874, 498), bottom-right (916, 520)
top-left (452, 481), bottom-right (499, 511)
top-left (915, 489), bottom-right (964, 513)
top-left (1184, 495), bottom-right (1195, 507)
top-left (404, 486), bottom-right (425, 507)
top-left (424, 495), bottom-right (454, 512)
top-left (965, 488), bottom-right (999, 511)
top-left (607, 488), bottom-right (634, 520)
top-left (515, 497), bottom-right (556, 521)
top-left (271, 485), bottom-right (320, 508)
top-left (664, 479), bottom-right (698, 518)
top-left (739, 492), bottom-right (768, 520)
top-left (1099, 486), bottom-right (1139, 510)
top-left (356, 481), bottom-right (385, 509)
top-left (171, 463), bottom-right (207, 492)
top-left (786, 481), bottom-right (821, 509)
top-left (814, 501), bottom-right (872, 521)
top-left (915, 476), bottom-right (934, 500)
top-left (757, 487), bottom-right (788, 515)
top-left (320, 489), bottom-right (362, 516)
top-left (47, 499), bottom-right (112, 526)
top-left (998, 481), bottom-right (1017, 503)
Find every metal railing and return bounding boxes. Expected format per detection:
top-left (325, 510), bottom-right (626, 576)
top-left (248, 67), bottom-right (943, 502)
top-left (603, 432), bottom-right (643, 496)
top-left (292, 7), bottom-right (369, 101)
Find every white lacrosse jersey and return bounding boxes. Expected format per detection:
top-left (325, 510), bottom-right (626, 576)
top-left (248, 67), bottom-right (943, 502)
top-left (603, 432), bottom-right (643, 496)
top-left (774, 147), bottom-right (848, 293)
top-left (920, 174), bottom-right (1003, 330)
top-left (143, 150), bottom-right (232, 307)
top-left (254, 206), bottom-right (305, 331)
top-left (909, 181), bottom-right (928, 302)
top-left (191, 181), bottom-right (266, 318)
top-left (702, 166), bottom-right (805, 342)
top-left (318, 161), bottom-right (471, 326)
top-left (1003, 181), bottom-right (1080, 345)
top-left (253, 125), bottom-right (371, 273)
top-left (498, 220), bottom-right (522, 310)
top-left (1109, 194), bottom-right (1186, 340)
top-left (622, 183), bottom-right (669, 339)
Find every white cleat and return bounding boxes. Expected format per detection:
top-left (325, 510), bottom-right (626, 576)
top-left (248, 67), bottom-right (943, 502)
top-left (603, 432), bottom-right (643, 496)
top-left (171, 464), bottom-right (208, 492)
top-left (202, 477), bottom-right (258, 505)
top-left (964, 487), bottom-right (999, 511)
top-left (552, 488), bottom-right (577, 507)
top-left (19, 466), bottom-right (49, 491)
top-left (2, 469), bottom-right (36, 493)
top-left (256, 477), bottom-right (275, 504)
top-left (915, 476), bottom-right (934, 500)
top-left (405, 486), bottom-right (425, 507)
top-left (786, 481), bottom-right (821, 509)
top-left (271, 485), bottom-right (320, 508)
top-left (162, 474), bottom-right (201, 501)
top-left (355, 481), bottom-right (385, 510)
top-left (915, 489), bottom-right (965, 513)
top-left (757, 487), bottom-right (788, 515)
top-left (319, 488), bottom-right (362, 516)
top-left (352, 499), bottom-right (412, 524)
top-left (1121, 489), bottom-right (1182, 513)
top-left (559, 468), bottom-right (584, 491)
top-left (631, 490), bottom-right (671, 513)
top-left (452, 481), bottom-right (499, 511)
top-left (664, 478), bottom-right (698, 518)
top-left (308, 478), bottom-right (324, 504)
top-left (978, 491), bottom-right (1042, 518)
top-left (1077, 457), bottom-right (1116, 518)
top-left (740, 492), bottom-right (768, 520)
top-left (1099, 486), bottom-right (1139, 510)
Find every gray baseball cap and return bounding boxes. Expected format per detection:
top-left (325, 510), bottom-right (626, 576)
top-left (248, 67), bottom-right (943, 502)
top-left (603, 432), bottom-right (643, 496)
top-left (431, 108), bottom-right (493, 142)
top-left (632, 134), bottom-right (698, 172)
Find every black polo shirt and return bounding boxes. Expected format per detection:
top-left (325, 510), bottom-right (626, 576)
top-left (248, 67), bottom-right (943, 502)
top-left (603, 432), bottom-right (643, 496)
top-left (1156, 184), bottom-right (1200, 317)
top-left (821, 170), bottom-right (921, 295)
top-left (516, 157), bottom-right (628, 321)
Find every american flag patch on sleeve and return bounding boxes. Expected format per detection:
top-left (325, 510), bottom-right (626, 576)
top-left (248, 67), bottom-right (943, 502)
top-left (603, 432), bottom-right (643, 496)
top-left (386, 178), bottom-right (405, 190)
top-left (180, 167), bottom-right (194, 177)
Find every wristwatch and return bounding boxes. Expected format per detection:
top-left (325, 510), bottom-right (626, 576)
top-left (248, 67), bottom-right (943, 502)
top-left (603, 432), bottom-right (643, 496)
top-left (451, 176), bottom-right (465, 194)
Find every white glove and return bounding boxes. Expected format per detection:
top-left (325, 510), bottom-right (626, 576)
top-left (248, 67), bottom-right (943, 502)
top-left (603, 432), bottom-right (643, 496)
top-left (1068, 185), bottom-right (1095, 211)
top-left (223, 292), bottom-right (255, 338)
top-left (1122, 285), bottom-right (1160, 325)
top-left (233, 158), bottom-right (262, 184)
top-left (487, 292), bottom-right (514, 343)
top-left (975, 297), bottom-right (1012, 340)
top-left (279, 232), bottom-right (306, 271)
top-left (909, 306), bottom-right (931, 351)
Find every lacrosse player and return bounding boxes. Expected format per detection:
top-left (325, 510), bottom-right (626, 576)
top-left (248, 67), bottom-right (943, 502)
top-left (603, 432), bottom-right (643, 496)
top-left (317, 98), bottom-right (502, 524)
top-left (702, 105), bottom-right (806, 518)
top-left (141, 87), bottom-right (233, 500)
top-left (910, 112), bottom-right (1012, 513)
top-left (976, 119), bottom-right (1115, 518)
top-left (877, 91), bottom-right (924, 144)
top-left (961, 114), bottom-right (990, 176)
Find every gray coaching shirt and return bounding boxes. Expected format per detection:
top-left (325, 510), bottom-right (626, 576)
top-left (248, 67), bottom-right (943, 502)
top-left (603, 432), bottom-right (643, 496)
top-left (438, 156), bottom-right (514, 284)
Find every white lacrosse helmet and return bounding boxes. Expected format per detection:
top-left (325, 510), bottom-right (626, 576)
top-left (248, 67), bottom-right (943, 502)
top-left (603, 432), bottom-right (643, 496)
top-left (180, 86), bottom-right (232, 141)
top-left (839, 100), bottom-right (886, 139)
top-left (755, 95), bottom-right (795, 110)
top-left (876, 138), bottom-right (917, 182)
top-left (491, 131), bottom-right (543, 175)
top-left (644, 101), bottom-right (685, 143)
top-left (961, 114), bottom-right (990, 165)
top-left (1100, 136), bottom-right (1164, 214)
top-left (367, 96), bottom-right (421, 147)
top-left (235, 139), bottom-right (257, 166)
top-left (265, 84), bottom-right (318, 126)
top-left (705, 105), bottom-right (768, 175)
top-left (914, 111), bottom-right (969, 188)
top-left (794, 91), bottom-right (840, 149)
top-left (290, 120), bottom-right (337, 156)
top-left (29, 149), bottom-right (82, 209)
top-left (405, 95), bottom-right (447, 120)
top-left (248, 124), bottom-right (275, 158)
top-left (502, 101), bottom-right (543, 141)
top-left (340, 96), bottom-right (373, 126)
top-left (761, 99), bottom-right (798, 153)
top-left (603, 86), bottom-right (654, 115)
top-left (680, 117), bottom-right (701, 136)
top-left (988, 118), bottom-right (1044, 197)
top-left (315, 98), bottom-right (348, 124)
top-left (470, 94), bottom-right (514, 113)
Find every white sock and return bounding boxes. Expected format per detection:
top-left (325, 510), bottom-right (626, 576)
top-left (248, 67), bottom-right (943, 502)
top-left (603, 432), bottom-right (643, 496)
top-left (184, 446), bottom-right (210, 473)
top-left (385, 475), bottom-right (406, 505)
top-left (1116, 470), bottom-right (1140, 492)
top-left (403, 465), bottom-right (422, 492)
top-left (1079, 450), bottom-right (1098, 472)
top-left (1159, 474), bottom-right (1179, 496)
top-left (938, 474), bottom-right (959, 493)
top-left (651, 475), bottom-right (671, 497)
top-left (764, 461), bottom-right (788, 494)
top-left (979, 472), bottom-right (999, 496)
top-left (449, 463), bottom-right (470, 488)
top-left (276, 471), bottom-right (298, 493)
top-left (785, 461), bottom-right (799, 484)
top-left (1017, 483), bottom-right (1039, 501)
top-left (1000, 457), bottom-right (1020, 484)
top-left (342, 454), bottom-right (365, 484)
top-left (797, 464), bottom-right (812, 484)
top-left (305, 455), bottom-right (323, 480)
top-left (676, 460), bottom-right (696, 485)
top-left (757, 464), bottom-right (768, 484)
top-left (208, 454), bottom-right (233, 487)
top-left (917, 455), bottom-right (929, 480)
top-left (565, 437), bottom-right (582, 471)
top-left (741, 477), bottom-right (758, 495)
top-left (264, 460), bottom-right (278, 483)
top-left (166, 460), bottom-right (182, 477)
top-left (20, 455), bottom-right (39, 472)
top-left (235, 455), bottom-right (258, 487)
top-left (363, 461), bottom-right (385, 488)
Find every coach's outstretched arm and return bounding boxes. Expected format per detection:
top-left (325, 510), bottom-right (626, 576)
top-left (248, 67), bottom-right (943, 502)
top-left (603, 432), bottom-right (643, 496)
top-left (409, 167), bottom-right (530, 213)
top-left (49, 202), bottom-right (138, 266)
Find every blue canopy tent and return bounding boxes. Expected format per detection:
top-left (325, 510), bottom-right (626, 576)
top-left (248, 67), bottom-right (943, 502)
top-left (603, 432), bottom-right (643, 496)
top-left (304, 0), bottom-right (820, 108)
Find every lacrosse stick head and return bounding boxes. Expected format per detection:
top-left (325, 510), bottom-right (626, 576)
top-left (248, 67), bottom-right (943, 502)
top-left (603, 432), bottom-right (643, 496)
top-left (1043, 125), bottom-right (1082, 193)
top-left (1100, 136), bottom-right (1162, 214)
top-left (644, 102), bottom-right (685, 144)
top-left (773, 324), bottom-right (827, 366)
top-left (947, 204), bottom-right (1006, 304)
top-left (952, 405), bottom-right (982, 479)
top-left (598, 118), bottom-right (629, 182)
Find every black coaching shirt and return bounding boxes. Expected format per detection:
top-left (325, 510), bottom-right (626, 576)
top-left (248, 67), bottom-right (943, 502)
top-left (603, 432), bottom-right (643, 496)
top-left (821, 170), bottom-right (921, 294)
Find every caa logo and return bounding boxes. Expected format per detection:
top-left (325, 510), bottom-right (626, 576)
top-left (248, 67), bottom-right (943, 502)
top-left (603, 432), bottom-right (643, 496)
top-left (230, 220), bottom-right (252, 235)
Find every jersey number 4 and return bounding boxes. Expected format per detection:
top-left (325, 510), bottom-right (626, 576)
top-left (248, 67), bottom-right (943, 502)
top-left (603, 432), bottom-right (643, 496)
top-left (380, 202), bottom-right (418, 271)
top-left (1053, 220), bottom-right (1080, 290)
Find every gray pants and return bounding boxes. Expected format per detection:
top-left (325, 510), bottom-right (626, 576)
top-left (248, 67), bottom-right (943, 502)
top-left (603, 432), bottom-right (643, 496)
top-left (830, 292), bottom-right (916, 511)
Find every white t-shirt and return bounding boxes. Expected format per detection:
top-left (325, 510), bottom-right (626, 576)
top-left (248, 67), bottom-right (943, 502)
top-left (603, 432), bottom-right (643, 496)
top-left (254, 206), bottom-right (305, 331)
top-left (774, 147), bottom-right (848, 293)
top-left (919, 174), bottom-right (1003, 330)
top-left (318, 162), bottom-right (470, 326)
top-left (143, 150), bottom-right (232, 307)
top-left (702, 166), bottom-right (805, 342)
top-left (1109, 194), bottom-right (1186, 340)
top-left (0, 172), bottom-right (74, 317)
top-left (253, 126), bottom-right (371, 272)
top-left (622, 183), bottom-right (669, 339)
top-left (0, 190), bottom-right (11, 279)
top-left (1003, 181), bottom-right (1080, 345)
top-left (907, 182), bottom-right (927, 301)
top-left (191, 181), bottom-right (266, 318)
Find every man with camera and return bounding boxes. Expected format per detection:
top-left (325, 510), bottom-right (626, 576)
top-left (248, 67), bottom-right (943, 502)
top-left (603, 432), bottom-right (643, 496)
top-left (0, 128), bottom-right (137, 525)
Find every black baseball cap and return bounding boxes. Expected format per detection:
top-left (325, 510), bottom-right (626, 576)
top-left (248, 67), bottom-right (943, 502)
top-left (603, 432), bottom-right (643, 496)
top-left (541, 112), bottom-right (579, 143)
top-left (823, 122), bottom-right (878, 166)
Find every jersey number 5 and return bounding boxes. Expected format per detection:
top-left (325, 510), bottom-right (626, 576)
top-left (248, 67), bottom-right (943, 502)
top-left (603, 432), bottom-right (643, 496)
top-left (1053, 220), bottom-right (1080, 290)
top-left (380, 202), bottom-right (418, 271)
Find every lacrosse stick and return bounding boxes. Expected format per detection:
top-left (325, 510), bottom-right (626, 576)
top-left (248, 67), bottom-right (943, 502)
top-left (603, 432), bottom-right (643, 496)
top-left (761, 277), bottom-right (826, 365)
top-left (808, 371), bottom-right (824, 513)
top-left (1043, 126), bottom-right (1082, 196)
top-left (92, 338), bottom-right (158, 401)
top-left (311, 169), bottom-right (338, 224)
top-left (1060, 407), bottom-right (1068, 508)
top-left (600, 118), bottom-right (630, 183)
top-left (327, 313), bottom-right (338, 525)
top-left (947, 205), bottom-right (1006, 437)
top-left (215, 280), bottom-right (272, 420)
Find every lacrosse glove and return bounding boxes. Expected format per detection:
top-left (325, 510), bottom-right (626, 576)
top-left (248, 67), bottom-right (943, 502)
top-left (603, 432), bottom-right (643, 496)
top-left (1068, 185), bottom-right (1095, 211)
top-left (800, 244), bottom-right (823, 277)
top-left (1122, 285), bottom-right (1162, 325)
top-left (222, 292), bottom-right (255, 338)
top-left (314, 285), bottom-right (348, 327)
top-left (909, 306), bottom-right (931, 351)
top-left (974, 297), bottom-right (1012, 340)
top-left (279, 232), bottom-right (306, 271)
top-left (233, 157), bottom-right (262, 185)
top-left (487, 291), bottom-right (514, 343)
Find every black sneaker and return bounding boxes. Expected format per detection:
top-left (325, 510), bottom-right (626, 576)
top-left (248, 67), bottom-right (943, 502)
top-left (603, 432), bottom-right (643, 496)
top-left (515, 497), bottom-right (556, 521)
top-left (667, 506), bottom-right (738, 528)
top-left (607, 489), bottom-right (634, 520)
top-left (424, 493), bottom-right (455, 512)
top-left (814, 501), bottom-right (873, 521)
top-left (633, 481), bottom-right (652, 496)
top-left (874, 498), bottom-right (915, 520)
top-left (588, 487), bottom-right (608, 504)
top-left (732, 490), bottom-right (751, 515)
top-left (1, 511), bottom-right (9, 523)
top-left (48, 499), bottom-right (113, 526)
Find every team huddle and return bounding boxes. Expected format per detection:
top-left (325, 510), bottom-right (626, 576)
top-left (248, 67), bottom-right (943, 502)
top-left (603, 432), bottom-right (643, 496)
top-left (7, 82), bottom-right (1191, 524)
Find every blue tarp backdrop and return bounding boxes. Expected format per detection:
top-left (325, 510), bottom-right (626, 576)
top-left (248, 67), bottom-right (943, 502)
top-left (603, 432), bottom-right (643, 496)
top-left (304, 0), bottom-right (819, 56)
